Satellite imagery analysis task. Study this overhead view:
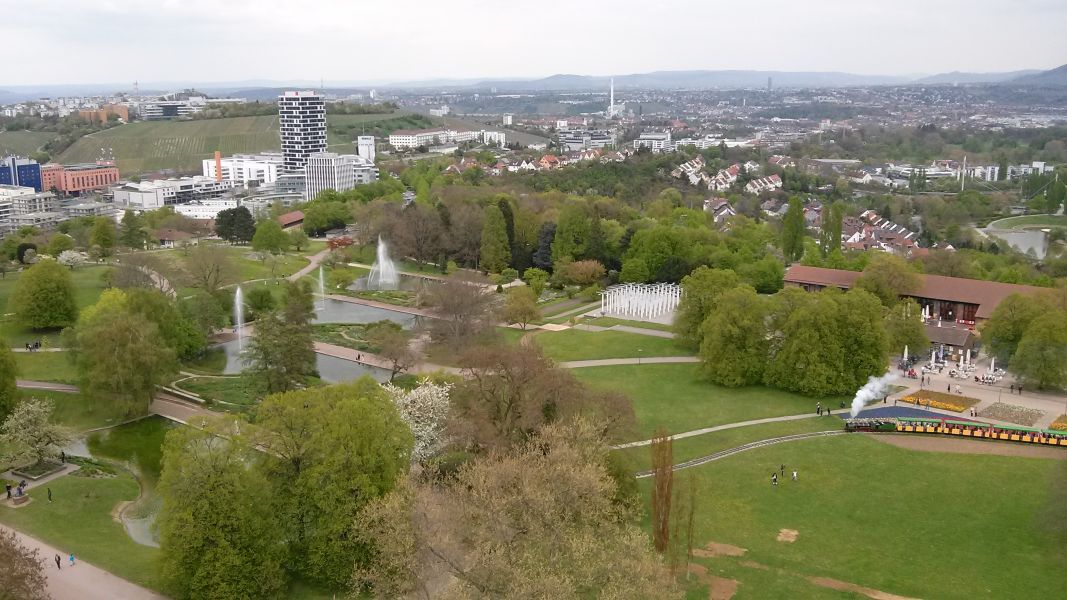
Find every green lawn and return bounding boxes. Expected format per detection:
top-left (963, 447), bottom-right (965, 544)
top-left (181, 346), bottom-right (228, 374)
top-left (152, 245), bottom-right (313, 290)
top-left (647, 434), bottom-right (1067, 599)
top-left (0, 469), bottom-right (161, 590)
top-left (20, 389), bottom-right (131, 432)
top-left (573, 364), bottom-right (843, 440)
top-left (582, 316), bottom-right (675, 332)
top-left (177, 376), bottom-right (259, 408)
top-left (533, 329), bottom-right (688, 362)
top-left (14, 352), bottom-right (78, 383)
top-left (615, 417), bottom-right (839, 472)
top-left (988, 214), bottom-right (1067, 230)
top-left (0, 265), bottom-right (111, 347)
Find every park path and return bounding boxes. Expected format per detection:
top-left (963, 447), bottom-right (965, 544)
top-left (0, 524), bottom-right (165, 600)
top-left (149, 394), bottom-right (217, 425)
top-left (16, 380), bottom-right (79, 393)
top-left (558, 356), bottom-right (699, 369)
top-left (288, 249), bottom-right (329, 282)
top-left (572, 323), bottom-right (676, 339)
top-left (615, 410), bottom-right (842, 449)
top-left (312, 341), bottom-right (459, 375)
top-left (633, 431), bottom-right (848, 478)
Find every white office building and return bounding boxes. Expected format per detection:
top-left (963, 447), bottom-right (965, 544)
top-left (111, 177), bottom-right (235, 209)
top-left (305, 153), bottom-right (379, 199)
top-left (278, 91), bottom-right (327, 173)
top-left (202, 153), bottom-right (284, 187)
top-left (632, 130), bottom-right (672, 152)
top-left (356, 136), bottom-right (376, 163)
top-left (138, 100), bottom-right (203, 120)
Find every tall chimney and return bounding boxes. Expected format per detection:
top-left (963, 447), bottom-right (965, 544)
top-left (214, 151), bottom-right (222, 183)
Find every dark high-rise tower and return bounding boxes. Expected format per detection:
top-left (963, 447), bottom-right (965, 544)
top-left (278, 91), bottom-right (326, 173)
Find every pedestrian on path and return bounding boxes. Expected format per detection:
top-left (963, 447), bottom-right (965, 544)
top-left (55, 554), bottom-right (61, 570)
top-left (69, 553), bottom-right (75, 567)
top-left (792, 470), bottom-right (798, 481)
top-left (947, 383), bottom-right (951, 392)
top-left (60, 451), bottom-right (65, 463)
top-left (1019, 385), bottom-right (1023, 395)
top-left (780, 464), bottom-right (785, 477)
top-left (47, 487), bottom-right (52, 502)
top-left (1010, 384), bottom-right (1015, 393)
top-left (771, 473), bottom-right (778, 486)
top-left (816, 402), bottom-right (821, 415)
top-left (5, 483), bottom-right (10, 499)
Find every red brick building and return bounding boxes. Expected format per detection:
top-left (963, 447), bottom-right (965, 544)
top-left (41, 163), bottom-right (120, 195)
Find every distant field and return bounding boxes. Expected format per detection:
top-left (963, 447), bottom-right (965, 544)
top-left (57, 112), bottom-right (431, 176)
top-left (987, 214), bottom-right (1067, 230)
top-left (0, 130), bottom-right (55, 155)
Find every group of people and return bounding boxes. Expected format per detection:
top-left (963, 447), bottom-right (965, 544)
top-left (4, 480), bottom-right (28, 499)
top-left (23, 340), bottom-right (43, 351)
top-left (770, 463), bottom-right (798, 486)
top-left (1009, 384), bottom-right (1024, 395)
top-left (815, 402), bottom-right (834, 416)
top-left (54, 553), bottom-right (75, 569)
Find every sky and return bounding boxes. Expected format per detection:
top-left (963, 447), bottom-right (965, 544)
top-left (2, 0), bottom-right (1065, 87)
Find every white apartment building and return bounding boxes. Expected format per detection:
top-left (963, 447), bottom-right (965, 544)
top-left (305, 153), bottom-right (379, 199)
top-left (632, 131), bottom-right (672, 152)
top-left (480, 130), bottom-right (506, 146)
top-left (1007, 161), bottom-right (1055, 181)
top-left (356, 136), bottom-right (376, 163)
top-left (278, 91), bottom-right (327, 173)
top-left (428, 105), bottom-right (450, 117)
top-left (388, 128), bottom-right (478, 149)
top-left (112, 177), bottom-right (235, 209)
top-left (202, 153), bottom-right (284, 186)
top-left (502, 114), bottom-right (513, 126)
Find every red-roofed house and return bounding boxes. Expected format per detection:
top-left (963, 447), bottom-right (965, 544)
top-left (277, 210), bottom-right (304, 229)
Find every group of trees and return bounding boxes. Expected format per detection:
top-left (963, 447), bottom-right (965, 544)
top-left (981, 289), bottom-right (1067, 389)
top-left (242, 281), bottom-right (317, 394)
top-left (677, 264), bottom-right (919, 396)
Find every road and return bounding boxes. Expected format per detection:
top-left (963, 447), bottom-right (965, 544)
top-left (0, 524), bottom-right (165, 600)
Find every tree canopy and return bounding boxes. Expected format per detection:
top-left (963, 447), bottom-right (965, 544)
top-left (8, 259), bottom-right (78, 329)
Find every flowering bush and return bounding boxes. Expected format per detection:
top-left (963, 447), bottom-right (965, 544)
top-left (382, 381), bottom-right (452, 463)
top-left (978, 402), bottom-right (1045, 427)
top-left (1051, 415), bottom-right (1067, 432)
top-left (898, 390), bottom-right (976, 413)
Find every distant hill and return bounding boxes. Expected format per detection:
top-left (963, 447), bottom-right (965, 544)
top-left (462, 70), bottom-right (910, 91)
top-left (914, 70), bottom-right (1040, 85)
top-left (1008, 64), bottom-right (1067, 86)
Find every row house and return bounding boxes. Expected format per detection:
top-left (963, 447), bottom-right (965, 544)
top-left (744, 174), bottom-right (783, 195)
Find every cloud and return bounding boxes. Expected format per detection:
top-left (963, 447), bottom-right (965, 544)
top-left (1, 0), bottom-right (1063, 85)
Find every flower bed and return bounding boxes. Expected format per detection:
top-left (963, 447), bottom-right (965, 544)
top-left (897, 390), bottom-right (977, 413)
top-left (1051, 415), bottom-right (1067, 432)
top-left (978, 402), bottom-right (1045, 427)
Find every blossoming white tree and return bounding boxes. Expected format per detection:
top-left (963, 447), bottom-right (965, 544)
top-left (382, 381), bottom-right (452, 463)
top-left (57, 250), bottom-right (85, 270)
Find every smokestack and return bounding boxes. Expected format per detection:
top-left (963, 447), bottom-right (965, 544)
top-left (214, 150), bottom-right (222, 183)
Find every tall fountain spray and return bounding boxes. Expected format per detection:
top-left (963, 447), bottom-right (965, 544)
top-left (318, 266), bottom-right (327, 310)
top-left (234, 285), bottom-right (245, 351)
top-left (367, 235), bottom-right (400, 290)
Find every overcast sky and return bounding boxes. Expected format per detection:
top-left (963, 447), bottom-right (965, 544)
top-left (3, 0), bottom-right (1064, 86)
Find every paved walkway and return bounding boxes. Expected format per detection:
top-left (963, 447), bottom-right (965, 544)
top-left (11, 348), bottom-right (66, 353)
top-left (634, 431), bottom-right (847, 478)
top-left (0, 524), bottom-right (164, 600)
top-left (312, 341), bottom-right (458, 375)
top-left (558, 356), bottom-right (699, 369)
top-left (288, 249), bottom-right (329, 282)
top-left (149, 393), bottom-right (218, 425)
top-left (615, 411), bottom-right (840, 449)
top-left (16, 380), bottom-right (79, 393)
top-left (572, 323), bottom-right (676, 339)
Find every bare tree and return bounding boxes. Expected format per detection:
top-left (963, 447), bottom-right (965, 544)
top-left (423, 273), bottom-right (497, 346)
top-left (366, 323), bottom-right (419, 381)
top-left (394, 203), bottom-right (443, 266)
top-left (0, 528), bottom-right (50, 600)
top-left (650, 427), bottom-right (673, 554)
top-left (183, 244), bottom-right (237, 294)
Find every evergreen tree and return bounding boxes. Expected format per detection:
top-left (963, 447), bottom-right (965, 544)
top-left (532, 222), bottom-right (556, 271)
top-left (780, 197), bottom-right (805, 262)
top-left (119, 210), bottom-right (145, 249)
top-left (496, 196), bottom-right (515, 251)
top-left (479, 204), bottom-right (511, 273)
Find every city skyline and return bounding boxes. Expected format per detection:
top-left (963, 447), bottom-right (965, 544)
top-left (1, 0), bottom-right (1064, 86)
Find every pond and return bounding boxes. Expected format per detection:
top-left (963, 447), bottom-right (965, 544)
top-left (349, 272), bottom-right (433, 292)
top-left (214, 338), bottom-right (391, 381)
top-left (982, 228), bottom-right (1049, 259)
top-left (312, 298), bottom-right (418, 327)
top-left (85, 416), bottom-right (174, 547)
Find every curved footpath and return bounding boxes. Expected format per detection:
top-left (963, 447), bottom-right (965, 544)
top-left (0, 524), bottom-right (164, 600)
top-left (634, 431), bottom-right (848, 478)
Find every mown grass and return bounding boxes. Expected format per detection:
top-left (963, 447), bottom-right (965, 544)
top-left (0, 265), bottom-right (111, 347)
top-left (533, 328), bottom-right (687, 362)
top-left (644, 434), bottom-right (1067, 600)
top-left (582, 316), bottom-right (675, 332)
top-left (573, 363), bottom-right (844, 440)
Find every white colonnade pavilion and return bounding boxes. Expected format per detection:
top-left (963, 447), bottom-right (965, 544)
top-left (600, 283), bottom-right (681, 321)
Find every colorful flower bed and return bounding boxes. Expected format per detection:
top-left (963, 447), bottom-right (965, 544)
top-left (978, 402), bottom-right (1045, 427)
top-left (898, 390), bottom-right (977, 413)
top-left (1051, 415), bottom-right (1067, 432)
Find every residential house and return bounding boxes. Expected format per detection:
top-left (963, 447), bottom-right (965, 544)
top-left (743, 174), bottom-right (782, 195)
top-left (703, 197), bottom-right (736, 224)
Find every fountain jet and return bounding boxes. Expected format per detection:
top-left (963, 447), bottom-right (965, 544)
top-left (367, 235), bottom-right (399, 290)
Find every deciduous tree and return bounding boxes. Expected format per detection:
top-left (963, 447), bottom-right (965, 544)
top-left (854, 253), bottom-right (919, 307)
top-left (424, 273), bottom-right (497, 346)
top-left (673, 267), bottom-right (741, 350)
top-left (381, 381), bottom-right (452, 464)
top-left (1011, 311), bottom-right (1067, 389)
top-left (502, 286), bottom-right (540, 330)
top-left (215, 206), bottom-right (255, 244)
top-left (119, 210), bottom-right (146, 249)
top-left (251, 219), bottom-right (290, 255)
top-left (522, 266), bottom-right (549, 299)
top-left (0, 528), bottom-right (50, 600)
top-left (183, 244), bottom-right (236, 294)
top-left (8, 259), bottom-right (78, 329)
top-left (157, 419), bottom-right (288, 600)
top-left (698, 286), bottom-right (769, 387)
top-left (90, 217), bottom-right (116, 256)
top-left (366, 322), bottom-right (418, 380)
top-left (885, 299), bottom-right (929, 356)
top-left (781, 197), bottom-right (805, 262)
top-left (0, 398), bottom-right (72, 466)
top-left (982, 293), bottom-right (1048, 364)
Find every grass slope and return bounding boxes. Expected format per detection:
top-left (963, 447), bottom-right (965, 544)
top-left (0, 130), bottom-right (56, 156)
top-left (649, 434), bottom-right (1067, 599)
top-left (573, 363), bottom-right (842, 439)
